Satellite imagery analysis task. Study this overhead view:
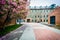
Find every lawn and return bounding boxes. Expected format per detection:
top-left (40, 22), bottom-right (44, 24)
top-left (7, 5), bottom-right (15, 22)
top-left (0, 24), bottom-right (22, 37)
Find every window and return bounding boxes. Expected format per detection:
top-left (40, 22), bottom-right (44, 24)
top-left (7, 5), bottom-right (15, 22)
top-left (46, 20), bottom-right (48, 22)
top-left (35, 16), bottom-right (36, 18)
top-left (46, 10), bottom-right (48, 12)
top-left (44, 20), bottom-right (45, 22)
top-left (38, 15), bottom-right (39, 18)
top-left (35, 20), bottom-right (37, 22)
top-left (47, 15), bottom-right (48, 17)
top-left (44, 15), bottom-right (45, 17)
top-left (41, 19), bottom-right (42, 22)
top-left (24, 20), bottom-right (25, 22)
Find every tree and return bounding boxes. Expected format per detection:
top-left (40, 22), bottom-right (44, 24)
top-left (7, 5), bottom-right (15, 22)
top-left (15, 0), bottom-right (29, 24)
top-left (0, 0), bottom-right (29, 29)
top-left (50, 4), bottom-right (56, 9)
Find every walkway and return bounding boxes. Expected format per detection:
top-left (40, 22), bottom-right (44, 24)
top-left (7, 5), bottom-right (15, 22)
top-left (19, 23), bottom-right (60, 40)
top-left (0, 24), bottom-right (28, 40)
top-left (0, 23), bottom-right (60, 40)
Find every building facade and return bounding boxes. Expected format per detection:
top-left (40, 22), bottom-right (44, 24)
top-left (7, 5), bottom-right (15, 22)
top-left (48, 7), bottom-right (60, 25)
top-left (25, 6), bottom-right (55, 23)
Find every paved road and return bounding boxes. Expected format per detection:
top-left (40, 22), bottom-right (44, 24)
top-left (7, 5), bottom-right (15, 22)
top-left (1, 23), bottom-right (60, 40)
top-left (19, 23), bottom-right (60, 40)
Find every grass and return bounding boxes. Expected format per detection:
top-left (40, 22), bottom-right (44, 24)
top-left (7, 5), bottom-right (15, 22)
top-left (0, 24), bottom-right (22, 37)
top-left (54, 25), bottom-right (60, 29)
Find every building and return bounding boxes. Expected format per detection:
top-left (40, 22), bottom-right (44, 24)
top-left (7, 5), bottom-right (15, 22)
top-left (24, 6), bottom-right (55, 23)
top-left (48, 7), bottom-right (60, 25)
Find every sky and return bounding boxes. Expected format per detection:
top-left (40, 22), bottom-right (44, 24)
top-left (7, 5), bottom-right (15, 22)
top-left (30, 0), bottom-right (60, 6)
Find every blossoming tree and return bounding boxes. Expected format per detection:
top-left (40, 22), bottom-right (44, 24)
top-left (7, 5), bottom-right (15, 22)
top-left (0, 0), bottom-right (29, 28)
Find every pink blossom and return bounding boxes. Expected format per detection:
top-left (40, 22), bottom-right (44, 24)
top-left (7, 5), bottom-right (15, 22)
top-left (11, 2), bottom-right (17, 7)
top-left (0, 0), bottom-right (6, 5)
top-left (0, 0), bottom-right (29, 19)
top-left (13, 8), bottom-right (16, 12)
top-left (17, 6), bottom-right (21, 9)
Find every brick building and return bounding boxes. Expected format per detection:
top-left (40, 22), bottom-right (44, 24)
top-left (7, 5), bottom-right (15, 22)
top-left (48, 7), bottom-right (60, 25)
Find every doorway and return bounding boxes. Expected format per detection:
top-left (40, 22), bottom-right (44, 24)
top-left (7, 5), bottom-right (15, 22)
top-left (27, 19), bottom-right (30, 22)
top-left (50, 16), bottom-right (55, 24)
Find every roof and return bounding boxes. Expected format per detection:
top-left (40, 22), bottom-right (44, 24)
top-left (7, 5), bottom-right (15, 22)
top-left (29, 6), bottom-right (56, 10)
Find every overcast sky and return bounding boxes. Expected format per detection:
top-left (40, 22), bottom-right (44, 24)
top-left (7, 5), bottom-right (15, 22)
top-left (30, 0), bottom-right (60, 6)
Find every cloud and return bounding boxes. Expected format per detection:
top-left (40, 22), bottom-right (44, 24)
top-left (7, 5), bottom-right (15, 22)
top-left (30, 0), bottom-right (60, 6)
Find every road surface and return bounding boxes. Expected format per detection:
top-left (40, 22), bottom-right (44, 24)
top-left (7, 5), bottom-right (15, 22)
top-left (20, 23), bottom-right (60, 40)
top-left (1, 23), bottom-right (60, 40)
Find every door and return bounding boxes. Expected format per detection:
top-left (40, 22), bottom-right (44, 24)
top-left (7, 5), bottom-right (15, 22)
top-left (27, 19), bottom-right (30, 22)
top-left (50, 16), bottom-right (55, 24)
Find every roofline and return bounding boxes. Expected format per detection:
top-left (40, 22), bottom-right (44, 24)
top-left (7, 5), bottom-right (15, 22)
top-left (30, 8), bottom-right (55, 10)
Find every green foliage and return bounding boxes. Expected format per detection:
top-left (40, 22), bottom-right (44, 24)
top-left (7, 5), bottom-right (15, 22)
top-left (50, 4), bottom-right (56, 9)
top-left (0, 24), bottom-right (22, 37)
top-left (54, 26), bottom-right (60, 29)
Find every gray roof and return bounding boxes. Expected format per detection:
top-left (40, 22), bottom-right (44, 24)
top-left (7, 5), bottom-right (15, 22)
top-left (29, 6), bottom-right (56, 9)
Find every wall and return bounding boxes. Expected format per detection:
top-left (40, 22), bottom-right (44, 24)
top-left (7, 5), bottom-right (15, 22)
top-left (25, 8), bottom-right (54, 22)
top-left (48, 7), bottom-right (60, 25)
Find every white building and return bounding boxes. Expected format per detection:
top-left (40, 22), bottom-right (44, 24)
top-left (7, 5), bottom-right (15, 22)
top-left (24, 6), bottom-right (55, 23)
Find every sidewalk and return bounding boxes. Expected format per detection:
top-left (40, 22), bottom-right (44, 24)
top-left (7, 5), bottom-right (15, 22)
top-left (0, 25), bottom-right (27, 40)
top-left (19, 26), bottom-right (35, 40)
top-left (19, 23), bottom-right (60, 40)
top-left (0, 23), bottom-right (60, 40)
top-left (40, 22), bottom-right (55, 27)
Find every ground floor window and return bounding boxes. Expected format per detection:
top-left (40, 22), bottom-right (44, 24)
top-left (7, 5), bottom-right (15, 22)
top-left (46, 20), bottom-right (48, 22)
top-left (44, 20), bottom-right (45, 22)
top-left (41, 19), bottom-right (42, 22)
top-left (35, 20), bottom-right (37, 22)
